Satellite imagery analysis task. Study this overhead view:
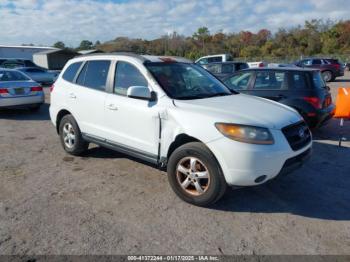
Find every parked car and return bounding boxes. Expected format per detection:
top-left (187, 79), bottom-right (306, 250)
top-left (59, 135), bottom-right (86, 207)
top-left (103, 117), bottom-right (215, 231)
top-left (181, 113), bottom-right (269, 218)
top-left (247, 61), bottom-right (267, 68)
top-left (0, 68), bottom-right (44, 110)
top-left (17, 67), bottom-right (58, 85)
top-left (202, 62), bottom-right (249, 79)
top-left (295, 58), bottom-right (344, 82)
top-left (223, 67), bottom-right (335, 128)
top-left (195, 54), bottom-right (233, 65)
top-left (0, 59), bottom-right (39, 69)
top-left (50, 53), bottom-right (311, 206)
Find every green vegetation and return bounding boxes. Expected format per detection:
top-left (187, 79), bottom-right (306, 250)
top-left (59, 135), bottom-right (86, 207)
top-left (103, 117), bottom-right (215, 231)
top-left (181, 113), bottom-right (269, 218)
top-left (54, 19), bottom-right (350, 62)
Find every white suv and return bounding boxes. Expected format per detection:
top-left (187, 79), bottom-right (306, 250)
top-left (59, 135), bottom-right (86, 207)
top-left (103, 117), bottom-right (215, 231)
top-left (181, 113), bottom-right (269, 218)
top-left (50, 53), bottom-right (312, 206)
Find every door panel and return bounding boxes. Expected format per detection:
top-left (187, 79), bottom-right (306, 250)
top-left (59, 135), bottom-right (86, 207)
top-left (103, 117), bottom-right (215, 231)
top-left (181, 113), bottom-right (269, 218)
top-left (103, 60), bottom-right (159, 156)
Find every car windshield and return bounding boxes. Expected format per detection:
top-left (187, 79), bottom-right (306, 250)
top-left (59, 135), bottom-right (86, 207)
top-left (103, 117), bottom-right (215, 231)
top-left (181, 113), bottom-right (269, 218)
top-left (312, 71), bottom-right (326, 89)
top-left (0, 70), bottom-right (30, 81)
top-left (145, 62), bottom-right (234, 100)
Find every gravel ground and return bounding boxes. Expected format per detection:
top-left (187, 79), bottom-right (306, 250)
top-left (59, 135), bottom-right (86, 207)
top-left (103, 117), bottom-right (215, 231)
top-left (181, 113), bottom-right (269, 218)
top-left (0, 72), bottom-right (349, 255)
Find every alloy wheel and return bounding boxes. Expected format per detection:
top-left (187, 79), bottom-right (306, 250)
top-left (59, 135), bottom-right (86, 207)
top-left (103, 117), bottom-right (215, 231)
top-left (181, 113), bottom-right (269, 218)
top-left (176, 156), bottom-right (210, 196)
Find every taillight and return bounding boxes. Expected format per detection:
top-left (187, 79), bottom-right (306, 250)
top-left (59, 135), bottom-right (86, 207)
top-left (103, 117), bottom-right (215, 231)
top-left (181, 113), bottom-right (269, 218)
top-left (258, 62), bottom-right (264, 68)
top-left (0, 88), bottom-right (8, 94)
top-left (303, 97), bottom-right (322, 109)
top-left (50, 84), bottom-right (55, 93)
top-left (333, 64), bottom-right (340, 70)
top-left (31, 86), bottom-right (43, 92)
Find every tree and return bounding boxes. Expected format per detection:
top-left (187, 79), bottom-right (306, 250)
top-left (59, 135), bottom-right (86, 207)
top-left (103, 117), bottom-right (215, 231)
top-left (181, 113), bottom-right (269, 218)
top-left (53, 41), bottom-right (66, 49)
top-left (193, 27), bottom-right (210, 53)
top-left (78, 40), bottom-right (94, 50)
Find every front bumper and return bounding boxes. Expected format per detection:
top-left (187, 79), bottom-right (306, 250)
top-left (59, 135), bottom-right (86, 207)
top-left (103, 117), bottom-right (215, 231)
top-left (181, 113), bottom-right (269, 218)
top-left (206, 128), bottom-right (312, 186)
top-left (0, 93), bottom-right (44, 107)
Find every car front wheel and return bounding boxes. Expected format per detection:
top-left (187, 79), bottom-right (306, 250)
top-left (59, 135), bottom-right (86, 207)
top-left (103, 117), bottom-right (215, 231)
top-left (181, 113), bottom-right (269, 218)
top-left (59, 115), bottom-right (89, 156)
top-left (167, 142), bottom-right (227, 206)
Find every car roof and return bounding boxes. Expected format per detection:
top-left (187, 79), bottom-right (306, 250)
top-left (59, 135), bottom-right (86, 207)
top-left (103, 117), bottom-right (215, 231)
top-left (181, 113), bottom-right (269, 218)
top-left (75, 52), bottom-right (193, 64)
top-left (241, 67), bottom-right (319, 72)
top-left (204, 61), bottom-right (247, 65)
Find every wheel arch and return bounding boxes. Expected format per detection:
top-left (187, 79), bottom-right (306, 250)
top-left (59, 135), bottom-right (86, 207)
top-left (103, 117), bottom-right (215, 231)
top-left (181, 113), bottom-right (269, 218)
top-left (166, 134), bottom-right (201, 160)
top-left (56, 109), bottom-right (72, 134)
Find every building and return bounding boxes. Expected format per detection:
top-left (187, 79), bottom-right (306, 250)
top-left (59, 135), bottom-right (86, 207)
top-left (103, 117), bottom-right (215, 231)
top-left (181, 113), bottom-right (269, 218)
top-left (33, 49), bottom-right (78, 70)
top-left (0, 45), bottom-right (57, 60)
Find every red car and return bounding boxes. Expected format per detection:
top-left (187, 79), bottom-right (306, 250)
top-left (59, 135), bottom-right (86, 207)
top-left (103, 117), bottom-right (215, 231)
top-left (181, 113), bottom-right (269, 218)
top-left (295, 58), bottom-right (344, 82)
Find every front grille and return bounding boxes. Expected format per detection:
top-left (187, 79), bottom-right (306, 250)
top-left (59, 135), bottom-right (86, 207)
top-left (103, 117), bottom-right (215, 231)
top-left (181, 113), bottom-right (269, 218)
top-left (282, 121), bottom-right (311, 151)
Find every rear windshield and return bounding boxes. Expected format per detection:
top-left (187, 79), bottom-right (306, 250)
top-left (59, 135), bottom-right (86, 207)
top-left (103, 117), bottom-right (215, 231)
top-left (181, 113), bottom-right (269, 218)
top-left (0, 70), bottom-right (30, 81)
top-left (312, 71), bottom-right (326, 89)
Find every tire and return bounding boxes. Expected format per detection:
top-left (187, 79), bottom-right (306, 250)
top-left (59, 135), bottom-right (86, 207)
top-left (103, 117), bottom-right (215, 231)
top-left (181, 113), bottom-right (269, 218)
top-left (167, 142), bottom-right (227, 206)
top-left (29, 104), bottom-right (41, 112)
top-left (322, 71), bottom-right (333, 82)
top-left (59, 114), bottom-right (89, 156)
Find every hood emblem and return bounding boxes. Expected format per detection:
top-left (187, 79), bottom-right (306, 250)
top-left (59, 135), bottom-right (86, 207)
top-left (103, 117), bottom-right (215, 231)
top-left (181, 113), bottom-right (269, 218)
top-left (298, 128), bottom-right (305, 138)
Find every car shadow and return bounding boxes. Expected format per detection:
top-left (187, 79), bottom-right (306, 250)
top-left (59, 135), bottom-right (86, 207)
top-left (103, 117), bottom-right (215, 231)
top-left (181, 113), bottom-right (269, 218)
top-left (83, 146), bottom-right (161, 170)
top-left (0, 103), bottom-right (50, 121)
top-left (333, 79), bottom-right (350, 83)
top-left (213, 141), bottom-right (350, 221)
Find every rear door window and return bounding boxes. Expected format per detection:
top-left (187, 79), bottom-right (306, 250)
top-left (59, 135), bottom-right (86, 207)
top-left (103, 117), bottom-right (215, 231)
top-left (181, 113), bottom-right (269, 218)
top-left (312, 59), bottom-right (322, 65)
top-left (253, 71), bottom-right (286, 90)
top-left (76, 60), bottom-right (110, 91)
top-left (62, 62), bottom-right (83, 82)
top-left (224, 72), bottom-right (253, 90)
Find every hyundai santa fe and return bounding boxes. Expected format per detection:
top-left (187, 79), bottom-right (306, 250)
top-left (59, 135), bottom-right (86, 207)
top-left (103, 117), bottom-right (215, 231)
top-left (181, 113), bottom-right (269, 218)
top-left (50, 53), bottom-right (312, 206)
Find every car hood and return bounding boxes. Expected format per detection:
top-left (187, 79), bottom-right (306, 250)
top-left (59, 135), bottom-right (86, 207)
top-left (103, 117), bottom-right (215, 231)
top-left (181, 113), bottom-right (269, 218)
top-left (173, 94), bottom-right (302, 130)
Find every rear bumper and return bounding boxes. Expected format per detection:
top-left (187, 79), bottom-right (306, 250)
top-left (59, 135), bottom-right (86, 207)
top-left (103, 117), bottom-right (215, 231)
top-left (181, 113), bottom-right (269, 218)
top-left (0, 93), bottom-right (44, 107)
top-left (305, 104), bottom-right (335, 128)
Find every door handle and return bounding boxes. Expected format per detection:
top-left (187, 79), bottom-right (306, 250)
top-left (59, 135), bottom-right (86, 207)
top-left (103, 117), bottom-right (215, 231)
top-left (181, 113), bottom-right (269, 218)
top-left (107, 104), bottom-right (118, 110)
top-left (276, 94), bottom-right (286, 99)
top-left (69, 93), bottom-right (76, 99)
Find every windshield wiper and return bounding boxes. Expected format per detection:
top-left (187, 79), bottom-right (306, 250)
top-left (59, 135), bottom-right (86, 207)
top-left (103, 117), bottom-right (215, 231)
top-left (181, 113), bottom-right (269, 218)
top-left (204, 92), bottom-right (232, 98)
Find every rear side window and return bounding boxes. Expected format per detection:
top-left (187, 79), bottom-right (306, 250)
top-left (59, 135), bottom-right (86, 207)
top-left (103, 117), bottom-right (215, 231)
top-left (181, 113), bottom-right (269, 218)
top-left (312, 71), bottom-right (326, 89)
top-left (207, 57), bottom-right (222, 63)
top-left (290, 72), bottom-right (308, 89)
top-left (254, 71), bottom-right (286, 90)
top-left (76, 60), bottom-right (110, 91)
top-left (62, 62), bottom-right (82, 82)
top-left (224, 72), bottom-right (253, 90)
top-left (114, 61), bottom-right (148, 96)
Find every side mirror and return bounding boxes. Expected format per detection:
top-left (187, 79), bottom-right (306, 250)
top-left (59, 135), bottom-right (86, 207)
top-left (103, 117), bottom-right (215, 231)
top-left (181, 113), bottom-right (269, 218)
top-left (127, 86), bottom-right (156, 101)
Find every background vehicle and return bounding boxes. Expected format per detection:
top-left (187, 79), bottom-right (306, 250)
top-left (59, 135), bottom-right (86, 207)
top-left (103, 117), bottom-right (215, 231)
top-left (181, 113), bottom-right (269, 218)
top-left (223, 68), bottom-right (335, 128)
top-left (247, 61), bottom-right (267, 68)
top-left (0, 68), bottom-right (44, 110)
top-left (0, 59), bottom-right (39, 69)
top-left (17, 67), bottom-right (58, 85)
top-left (50, 54), bottom-right (311, 206)
top-left (202, 62), bottom-right (248, 79)
top-left (295, 58), bottom-right (344, 82)
top-left (195, 54), bottom-right (233, 65)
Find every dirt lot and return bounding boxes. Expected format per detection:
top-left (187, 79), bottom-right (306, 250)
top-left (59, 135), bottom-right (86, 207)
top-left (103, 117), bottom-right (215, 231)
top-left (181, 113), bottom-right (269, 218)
top-left (0, 72), bottom-right (350, 255)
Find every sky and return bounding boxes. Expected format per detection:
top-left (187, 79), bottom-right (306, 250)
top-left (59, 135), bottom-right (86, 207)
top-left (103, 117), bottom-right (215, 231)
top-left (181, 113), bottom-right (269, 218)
top-left (0, 0), bottom-right (349, 47)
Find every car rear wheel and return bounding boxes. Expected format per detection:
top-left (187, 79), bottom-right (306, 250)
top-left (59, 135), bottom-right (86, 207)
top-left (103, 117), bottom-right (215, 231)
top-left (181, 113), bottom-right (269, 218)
top-left (322, 71), bottom-right (333, 82)
top-left (59, 115), bottom-right (89, 156)
top-left (167, 142), bottom-right (227, 206)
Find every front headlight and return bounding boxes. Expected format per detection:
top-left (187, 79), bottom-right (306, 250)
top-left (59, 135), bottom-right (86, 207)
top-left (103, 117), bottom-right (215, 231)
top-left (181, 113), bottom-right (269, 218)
top-left (215, 123), bottom-right (274, 145)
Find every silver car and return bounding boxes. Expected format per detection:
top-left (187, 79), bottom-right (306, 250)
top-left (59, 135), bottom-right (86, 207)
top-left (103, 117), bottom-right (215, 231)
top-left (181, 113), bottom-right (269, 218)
top-left (17, 67), bottom-right (58, 85)
top-left (0, 69), bottom-right (45, 111)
